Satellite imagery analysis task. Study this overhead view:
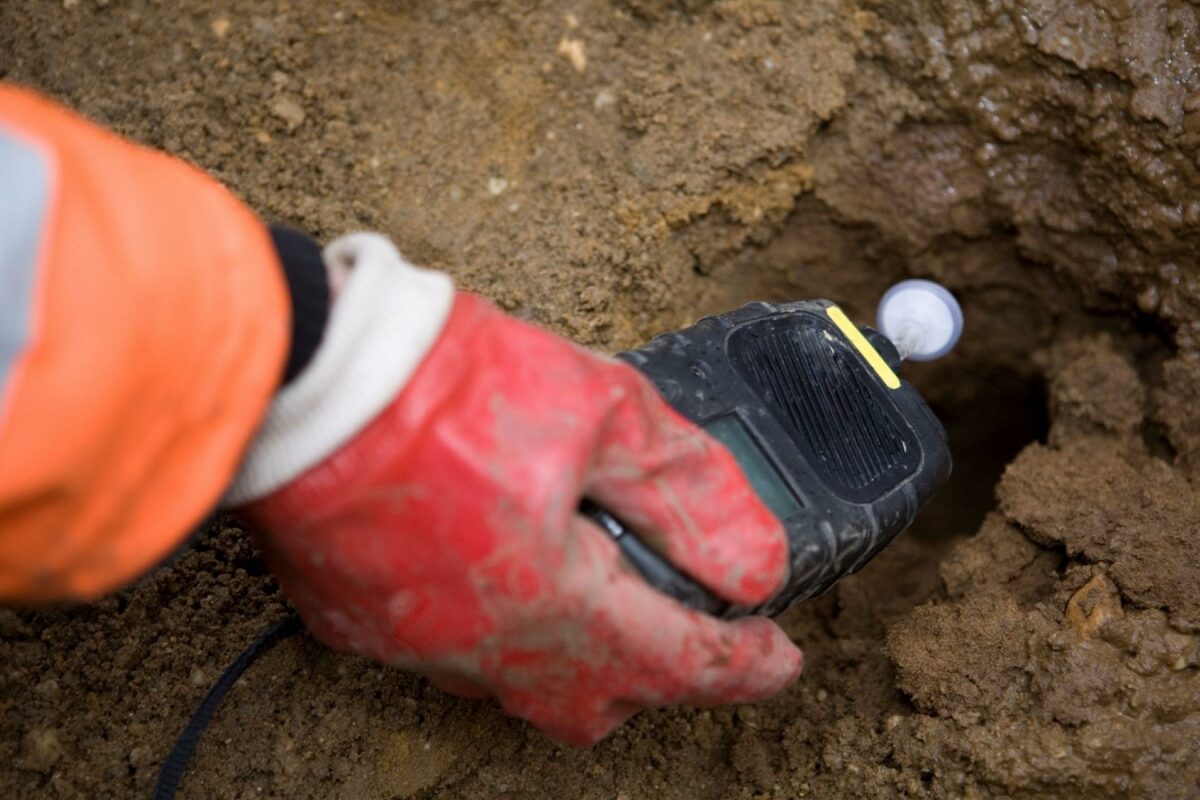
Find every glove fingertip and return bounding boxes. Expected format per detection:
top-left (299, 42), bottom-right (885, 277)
top-left (760, 629), bottom-right (804, 691)
top-left (719, 618), bottom-right (805, 701)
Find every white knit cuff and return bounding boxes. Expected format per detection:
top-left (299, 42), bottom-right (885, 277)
top-left (225, 233), bottom-right (455, 505)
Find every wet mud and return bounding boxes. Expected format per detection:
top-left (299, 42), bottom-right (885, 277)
top-left (2, 1), bottom-right (1198, 798)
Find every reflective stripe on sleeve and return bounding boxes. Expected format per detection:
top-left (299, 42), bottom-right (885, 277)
top-left (0, 127), bottom-right (49, 401)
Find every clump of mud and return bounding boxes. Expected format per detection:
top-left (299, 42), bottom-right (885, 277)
top-left (2, 1), bottom-right (1198, 798)
top-left (889, 335), bottom-right (1200, 798)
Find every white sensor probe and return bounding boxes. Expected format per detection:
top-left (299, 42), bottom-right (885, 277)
top-left (876, 279), bottom-right (963, 362)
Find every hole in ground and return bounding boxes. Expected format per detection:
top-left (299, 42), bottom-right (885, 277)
top-left (909, 365), bottom-right (1049, 541)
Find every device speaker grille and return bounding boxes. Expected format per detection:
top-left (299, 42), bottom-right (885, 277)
top-left (729, 315), bottom-right (919, 502)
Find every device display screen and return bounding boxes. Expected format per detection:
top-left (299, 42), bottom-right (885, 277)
top-left (702, 414), bottom-right (803, 519)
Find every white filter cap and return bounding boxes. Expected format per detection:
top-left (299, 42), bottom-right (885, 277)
top-left (876, 279), bottom-right (963, 362)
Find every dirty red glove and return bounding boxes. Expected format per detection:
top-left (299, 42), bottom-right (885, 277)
top-left (230, 234), bottom-right (802, 744)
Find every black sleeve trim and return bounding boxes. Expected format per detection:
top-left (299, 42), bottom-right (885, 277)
top-left (268, 225), bottom-right (331, 386)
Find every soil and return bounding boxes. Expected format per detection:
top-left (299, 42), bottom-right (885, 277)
top-left (2, 1), bottom-right (1199, 798)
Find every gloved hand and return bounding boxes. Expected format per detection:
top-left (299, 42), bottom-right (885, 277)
top-left (230, 234), bottom-right (803, 745)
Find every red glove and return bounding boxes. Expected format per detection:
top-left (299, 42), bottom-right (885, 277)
top-left (232, 235), bottom-right (802, 744)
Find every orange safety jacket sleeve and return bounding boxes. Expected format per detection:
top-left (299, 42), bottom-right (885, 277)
top-left (0, 84), bottom-right (326, 602)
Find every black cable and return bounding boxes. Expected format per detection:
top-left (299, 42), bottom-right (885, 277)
top-left (152, 613), bottom-right (303, 800)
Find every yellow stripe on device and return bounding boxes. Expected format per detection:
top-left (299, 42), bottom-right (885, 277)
top-left (825, 306), bottom-right (901, 390)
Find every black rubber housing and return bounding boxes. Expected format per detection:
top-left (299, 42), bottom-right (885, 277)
top-left (582, 299), bottom-right (952, 618)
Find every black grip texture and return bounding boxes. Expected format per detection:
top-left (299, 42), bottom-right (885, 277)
top-left (729, 320), bottom-right (918, 501)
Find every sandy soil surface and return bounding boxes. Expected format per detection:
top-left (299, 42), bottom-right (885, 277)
top-left (2, 1), bottom-right (1198, 798)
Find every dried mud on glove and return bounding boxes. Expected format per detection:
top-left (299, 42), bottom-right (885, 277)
top-left (3, 0), bottom-right (1200, 799)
